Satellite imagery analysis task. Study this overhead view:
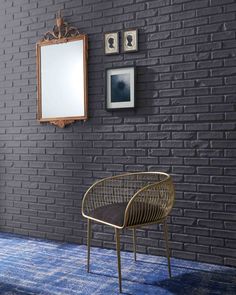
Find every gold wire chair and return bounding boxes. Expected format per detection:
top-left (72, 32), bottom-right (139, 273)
top-left (82, 172), bottom-right (175, 293)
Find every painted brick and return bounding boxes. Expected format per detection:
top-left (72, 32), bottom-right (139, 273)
top-left (0, 0), bottom-right (235, 268)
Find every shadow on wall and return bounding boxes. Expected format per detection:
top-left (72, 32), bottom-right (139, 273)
top-left (105, 65), bottom-right (161, 117)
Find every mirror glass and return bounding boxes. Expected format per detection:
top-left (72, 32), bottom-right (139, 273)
top-left (41, 40), bottom-right (84, 118)
top-left (37, 35), bottom-right (88, 125)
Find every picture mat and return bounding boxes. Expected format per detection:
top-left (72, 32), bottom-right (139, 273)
top-left (105, 32), bottom-right (119, 54)
top-left (123, 30), bottom-right (138, 52)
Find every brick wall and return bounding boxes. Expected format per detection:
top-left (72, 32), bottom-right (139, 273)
top-left (0, 0), bottom-right (235, 267)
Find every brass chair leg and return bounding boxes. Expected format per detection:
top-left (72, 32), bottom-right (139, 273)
top-left (163, 219), bottom-right (171, 278)
top-left (133, 228), bottom-right (137, 261)
top-left (87, 219), bottom-right (91, 273)
top-left (115, 228), bottom-right (122, 293)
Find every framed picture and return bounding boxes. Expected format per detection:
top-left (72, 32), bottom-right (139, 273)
top-left (106, 67), bottom-right (135, 110)
top-left (123, 29), bottom-right (138, 52)
top-left (104, 32), bottom-right (119, 55)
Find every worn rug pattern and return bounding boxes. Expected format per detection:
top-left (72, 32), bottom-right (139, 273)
top-left (0, 233), bottom-right (235, 294)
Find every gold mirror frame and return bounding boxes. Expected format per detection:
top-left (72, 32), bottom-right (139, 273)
top-left (36, 11), bottom-right (88, 128)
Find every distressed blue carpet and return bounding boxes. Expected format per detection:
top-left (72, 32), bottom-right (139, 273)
top-left (0, 233), bottom-right (235, 294)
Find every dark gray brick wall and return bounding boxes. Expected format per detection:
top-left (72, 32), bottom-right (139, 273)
top-left (0, 0), bottom-right (236, 267)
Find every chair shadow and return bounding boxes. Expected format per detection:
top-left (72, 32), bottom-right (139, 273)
top-left (157, 268), bottom-right (236, 295)
top-left (0, 281), bottom-right (41, 295)
top-left (91, 267), bottom-right (236, 295)
top-left (0, 268), bottom-right (235, 295)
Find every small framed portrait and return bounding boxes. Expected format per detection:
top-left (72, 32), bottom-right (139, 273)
top-left (104, 32), bottom-right (119, 55)
top-left (123, 29), bottom-right (138, 52)
top-left (106, 67), bottom-right (135, 110)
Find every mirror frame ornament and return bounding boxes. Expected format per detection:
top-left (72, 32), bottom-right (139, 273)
top-left (36, 11), bottom-right (88, 128)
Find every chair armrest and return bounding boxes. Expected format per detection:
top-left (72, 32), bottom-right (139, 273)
top-left (124, 176), bottom-right (175, 227)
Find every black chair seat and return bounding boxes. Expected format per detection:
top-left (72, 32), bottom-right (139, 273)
top-left (90, 202), bottom-right (128, 227)
top-left (89, 202), bottom-right (165, 227)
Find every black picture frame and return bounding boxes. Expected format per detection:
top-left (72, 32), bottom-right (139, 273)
top-left (106, 66), bottom-right (136, 110)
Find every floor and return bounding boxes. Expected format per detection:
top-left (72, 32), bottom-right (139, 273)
top-left (0, 233), bottom-right (235, 294)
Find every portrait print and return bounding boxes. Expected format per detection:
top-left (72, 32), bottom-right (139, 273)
top-left (104, 32), bottom-right (119, 55)
top-left (123, 29), bottom-right (138, 52)
top-left (111, 74), bottom-right (130, 103)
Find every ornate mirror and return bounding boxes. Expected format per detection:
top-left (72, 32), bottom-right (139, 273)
top-left (36, 11), bottom-right (88, 128)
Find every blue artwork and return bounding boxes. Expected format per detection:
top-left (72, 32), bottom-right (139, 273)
top-left (111, 73), bottom-right (130, 102)
top-left (0, 232), bottom-right (235, 294)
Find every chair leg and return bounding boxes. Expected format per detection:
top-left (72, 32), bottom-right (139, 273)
top-left (115, 228), bottom-right (122, 293)
top-left (87, 219), bottom-right (91, 273)
top-left (133, 228), bottom-right (137, 261)
top-left (163, 219), bottom-right (171, 278)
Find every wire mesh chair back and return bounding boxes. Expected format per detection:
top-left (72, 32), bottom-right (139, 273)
top-left (82, 172), bottom-right (175, 228)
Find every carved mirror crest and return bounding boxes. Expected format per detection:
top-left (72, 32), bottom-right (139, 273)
top-left (36, 11), bottom-right (88, 128)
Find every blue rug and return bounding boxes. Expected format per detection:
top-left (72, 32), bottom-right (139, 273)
top-left (0, 233), bottom-right (235, 294)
